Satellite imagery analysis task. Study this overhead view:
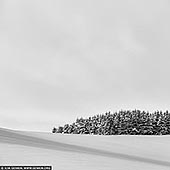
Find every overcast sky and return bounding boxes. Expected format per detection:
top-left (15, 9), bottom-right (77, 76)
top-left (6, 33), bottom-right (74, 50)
top-left (0, 0), bottom-right (170, 131)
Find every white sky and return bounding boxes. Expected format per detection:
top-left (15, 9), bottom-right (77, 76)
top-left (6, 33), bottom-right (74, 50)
top-left (0, 0), bottom-right (170, 131)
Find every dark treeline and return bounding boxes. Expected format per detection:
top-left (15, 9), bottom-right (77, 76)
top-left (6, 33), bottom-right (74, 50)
top-left (52, 110), bottom-right (170, 135)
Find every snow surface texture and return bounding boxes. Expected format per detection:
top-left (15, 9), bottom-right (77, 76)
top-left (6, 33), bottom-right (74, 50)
top-left (0, 128), bottom-right (170, 170)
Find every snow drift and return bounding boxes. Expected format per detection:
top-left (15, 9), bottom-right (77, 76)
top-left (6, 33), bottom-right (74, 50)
top-left (0, 127), bottom-right (170, 170)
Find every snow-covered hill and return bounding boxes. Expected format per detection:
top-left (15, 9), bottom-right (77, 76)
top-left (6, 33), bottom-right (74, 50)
top-left (0, 128), bottom-right (170, 170)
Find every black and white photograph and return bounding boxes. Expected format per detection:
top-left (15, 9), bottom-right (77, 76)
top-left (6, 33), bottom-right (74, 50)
top-left (0, 0), bottom-right (170, 169)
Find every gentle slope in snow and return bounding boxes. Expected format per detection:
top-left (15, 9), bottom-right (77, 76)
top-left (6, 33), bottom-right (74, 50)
top-left (0, 128), bottom-right (170, 170)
